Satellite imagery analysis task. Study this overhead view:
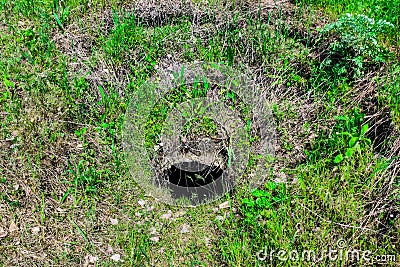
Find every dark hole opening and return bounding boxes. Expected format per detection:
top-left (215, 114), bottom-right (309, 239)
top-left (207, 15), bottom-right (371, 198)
top-left (163, 162), bottom-right (224, 187)
top-left (366, 114), bottom-right (394, 153)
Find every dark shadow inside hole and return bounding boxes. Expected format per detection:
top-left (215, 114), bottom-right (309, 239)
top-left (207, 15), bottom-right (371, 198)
top-left (366, 114), bottom-right (394, 153)
top-left (163, 162), bottom-right (224, 187)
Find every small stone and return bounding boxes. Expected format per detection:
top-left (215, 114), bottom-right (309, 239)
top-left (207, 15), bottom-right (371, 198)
top-left (0, 227), bottom-right (7, 238)
top-left (110, 218), bottom-right (118, 225)
top-left (31, 226), bottom-right (40, 234)
top-left (149, 236), bottom-right (160, 242)
top-left (160, 210), bottom-right (173, 220)
top-left (180, 224), bottom-right (190, 234)
top-left (85, 255), bottom-right (98, 264)
top-left (219, 201), bottom-right (230, 209)
top-left (10, 143), bottom-right (19, 149)
top-left (204, 237), bottom-right (210, 247)
top-left (56, 208), bottom-right (66, 213)
top-left (175, 210), bottom-right (186, 217)
top-left (274, 172), bottom-right (287, 183)
top-left (110, 254), bottom-right (121, 262)
top-left (149, 227), bottom-right (157, 235)
top-left (146, 206), bottom-right (154, 212)
top-left (107, 245), bottom-right (114, 254)
top-left (138, 199), bottom-right (146, 207)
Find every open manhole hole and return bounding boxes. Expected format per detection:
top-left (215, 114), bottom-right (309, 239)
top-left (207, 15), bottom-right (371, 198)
top-left (159, 119), bottom-right (229, 188)
top-left (151, 96), bottom-right (248, 205)
top-left (122, 62), bottom-right (276, 206)
top-left (163, 162), bottom-right (224, 187)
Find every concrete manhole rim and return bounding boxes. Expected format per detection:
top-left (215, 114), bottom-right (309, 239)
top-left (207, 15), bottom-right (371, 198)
top-left (122, 61), bottom-right (276, 207)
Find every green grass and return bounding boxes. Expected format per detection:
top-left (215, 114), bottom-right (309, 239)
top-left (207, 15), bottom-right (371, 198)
top-left (296, 0), bottom-right (400, 42)
top-left (0, 0), bottom-right (399, 266)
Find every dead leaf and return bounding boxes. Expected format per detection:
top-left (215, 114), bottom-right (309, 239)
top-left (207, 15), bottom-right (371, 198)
top-left (0, 227), bottom-right (7, 238)
top-left (9, 221), bottom-right (18, 233)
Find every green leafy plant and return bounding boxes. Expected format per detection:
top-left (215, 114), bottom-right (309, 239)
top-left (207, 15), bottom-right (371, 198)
top-left (333, 122), bottom-right (371, 163)
top-left (241, 182), bottom-right (287, 225)
top-left (74, 126), bottom-right (87, 140)
top-left (306, 109), bottom-right (372, 164)
top-left (52, 0), bottom-right (70, 31)
top-left (320, 13), bottom-right (394, 79)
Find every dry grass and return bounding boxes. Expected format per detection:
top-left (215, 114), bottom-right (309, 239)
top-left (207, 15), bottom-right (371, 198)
top-left (0, 0), bottom-right (398, 266)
